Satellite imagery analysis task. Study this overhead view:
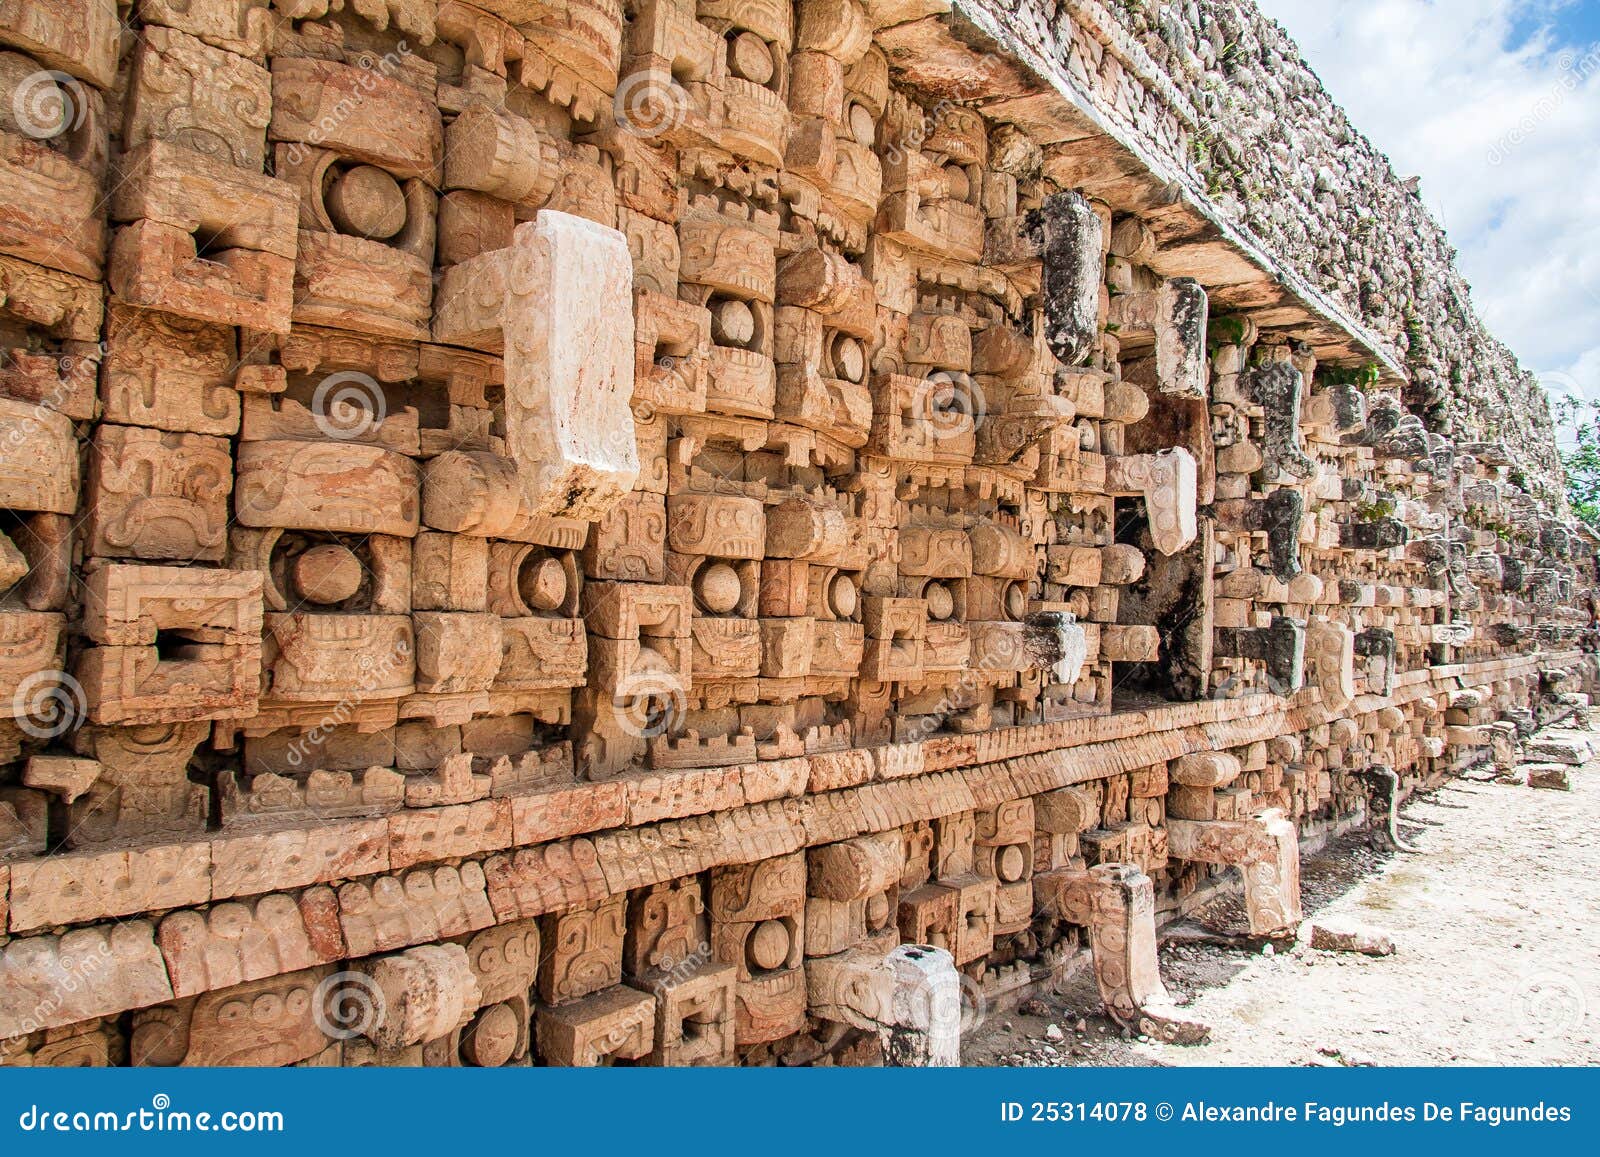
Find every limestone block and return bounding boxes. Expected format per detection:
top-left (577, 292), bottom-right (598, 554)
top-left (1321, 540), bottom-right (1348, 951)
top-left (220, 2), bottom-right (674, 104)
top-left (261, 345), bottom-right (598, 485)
top-left (483, 839), bottom-right (610, 921)
top-left (113, 138), bottom-right (297, 260)
top-left (1108, 280), bottom-right (1208, 399)
top-left (0, 922), bottom-right (173, 1039)
top-left (1034, 785), bottom-right (1100, 833)
top-left (710, 852), bottom-right (808, 1043)
top-left (1104, 448), bottom-right (1197, 555)
top-left (1524, 736), bottom-right (1590, 766)
top-left (261, 612), bottom-right (414, 702)
top-left (124, 26), bottom-right (271, 170)
top-left (497, 617), bottom-right (588, 690)
top-left (1167, 809), bottom-right (1302, 935)
top-left (0, 397), bottom-right (79, 514)
top-left (336, 863), bottom-right (495, 957)
top-left (0, 129), bottom-right (104, 279)
top-left (0, 0), bottom-right (120, 88)
top-left (1308, 921), bottom-right (1395, 956)
top-left (357, 943), bottom-right (481, 1049)
top-left (0, 341), bottom-right (97, 423)
top-left (535, 983), bottom-right (654, 1066)
top-left (1215, 617), bottom-right (1306, 694)
top-left (420, 451), bottom-right (530, 537)
top-left (83, 426), bottom-right (232, 561)
top-left (0, 251), bottom-right (101, 340)
top-left (83, 563), bottom-right (262, 646)
top-left (21, 755), bottom-right (99, 803)
top-left (1305, 619), bottom-right (1355, 713)
top-left (235, 439), bottom-right (420, 537)
top-left (433, 212), bottom-right (638, 521)
top-left (140, 0), bottom-right (273, 59)
top-left (538, 893), bottom-right (626, 1005)
top-left (292, 228), bottom-right (435, 341)
top-left (209, 819), bottom-right (389, 900)
top-left (0, 613), bottom-right (66, 732)
top-left (638, 960), bottom-right (736, 1066)
top-left (75, 560), bottom-right (265, 723)
top-left (100, 304), bottom-right (242, 435)
top-left (438, 186), bottom-right (516, 267)
top-left (8, 841), bottom-right (211, 931)
top-left (269, 56), bottom-right (443, 182)
top-left (1526, 764), bottom-right (1573, 791)
top-left (413, 612), bottom-right (503, 693)
top-left (1097, 624), bottom-right (1160, 663)
top-left (1244, 361), bottom-right (1314, 479)
top-left (388, 799), bottom-right (510, 869)
top-left (158, 893), bottom-right (333, 998)
top-left (109, 216), bottom-right (292, 332)
top-left (129, 966), bottom-right (331, 1067)
top-left (412, 532), bottom-right (489, 611)
top-left (443, 102), bottom-right (561, 204)
top-left (63, 721), bottom-right (210, 846)
top-left (510, 781), bottom-right (628, 846)
top-left (1033, 865), bottom-right (1207, 1043)
top-left (459, 918), bottom-right (541, 1066)
top-left (76, 639), bottom-right (261, 724)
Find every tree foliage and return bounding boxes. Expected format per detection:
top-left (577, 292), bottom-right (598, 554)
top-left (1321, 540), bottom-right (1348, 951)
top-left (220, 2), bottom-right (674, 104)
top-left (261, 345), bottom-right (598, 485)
top-left (1555, 395), bottom-right (1600, 525)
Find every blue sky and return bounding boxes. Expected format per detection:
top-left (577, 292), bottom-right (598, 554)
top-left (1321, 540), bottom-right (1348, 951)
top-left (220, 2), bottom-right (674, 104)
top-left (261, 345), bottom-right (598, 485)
top-left (1255, 0), bottom-right (1600, 449)
top-left (1508, 0), bottom-right (1600, 50)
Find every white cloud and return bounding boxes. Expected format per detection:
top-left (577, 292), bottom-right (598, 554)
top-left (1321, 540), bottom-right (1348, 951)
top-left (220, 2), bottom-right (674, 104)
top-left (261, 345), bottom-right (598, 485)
top-left (1255, 0), bottom-right (1600, 429)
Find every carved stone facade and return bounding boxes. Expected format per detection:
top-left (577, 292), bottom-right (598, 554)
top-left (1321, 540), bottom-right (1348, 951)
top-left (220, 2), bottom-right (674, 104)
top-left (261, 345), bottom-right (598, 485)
top-left (0, 0), bottom-right (1593, 1068)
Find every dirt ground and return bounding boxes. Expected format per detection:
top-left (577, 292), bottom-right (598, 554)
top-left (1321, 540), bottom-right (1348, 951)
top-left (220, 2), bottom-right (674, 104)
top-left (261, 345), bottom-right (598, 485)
top-left (964, 729), bottom-right (1600, 1067)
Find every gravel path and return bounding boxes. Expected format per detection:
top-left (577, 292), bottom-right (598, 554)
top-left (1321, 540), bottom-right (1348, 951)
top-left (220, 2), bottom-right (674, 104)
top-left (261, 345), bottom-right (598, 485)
top-left (964, 730), bottom-right (1600, 1067)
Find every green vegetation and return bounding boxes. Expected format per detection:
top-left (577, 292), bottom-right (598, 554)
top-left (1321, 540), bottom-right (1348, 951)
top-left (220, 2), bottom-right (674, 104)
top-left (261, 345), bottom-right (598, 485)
top-left (1473, 516), bottom-right (1527, 546)
top-left (1208, 315), bottom-right (1249, 347)
top-left (1555, 395), bottom-right (1600, 525)
top-left (1320, 362), bottom-right (1381, 390)
top-left (1354, 496), bottom-right (1396, 522)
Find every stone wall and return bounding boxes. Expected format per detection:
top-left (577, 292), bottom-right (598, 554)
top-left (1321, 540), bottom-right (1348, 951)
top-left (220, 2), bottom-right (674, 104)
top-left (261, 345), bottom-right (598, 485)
top-left (963, 0), bottom-right (1566, 509)
top-left (0, 0), bottom-right (1592, 1068)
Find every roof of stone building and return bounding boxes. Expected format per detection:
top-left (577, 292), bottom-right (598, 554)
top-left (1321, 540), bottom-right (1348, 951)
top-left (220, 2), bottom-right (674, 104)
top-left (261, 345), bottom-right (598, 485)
top-left (958, 0), bottom-right (1566, 510)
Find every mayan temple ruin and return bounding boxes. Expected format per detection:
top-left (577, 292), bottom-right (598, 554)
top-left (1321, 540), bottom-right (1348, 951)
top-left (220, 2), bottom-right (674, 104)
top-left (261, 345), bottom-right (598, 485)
top-left (0, 0), bottom-right (1593, 1069)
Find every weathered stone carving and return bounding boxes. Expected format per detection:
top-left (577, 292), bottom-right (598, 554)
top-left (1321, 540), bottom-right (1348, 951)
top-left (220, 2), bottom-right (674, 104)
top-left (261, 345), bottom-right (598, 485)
top-left (1035, 864), bottom-right (1208, 1043)
top-left (434, 212), bottom-right (638, 521)
top-left (1216, 616), bottom-right (1306, 694)
top-left (1104, 449), bottom-right (1198, 556)
top-left (1244, 361), bottom-right (1315, 479)
top-left (356, 944), bottom-right (481, 1050)
top-left (711, 853), bottom-right (807, 1045)
top-left (1029, 191), bottom-right (1102, 367)
top-left (1, 922), bottom-right (173, 1038)
top-left (1167, 809), bottom-right (1303, 935)
top-left (535, 984), bottom-right (655, 1066)
top-left (1107, 279), bottom-right (1209, 399)
top-left (1305, 619), bottom-right (1356, 712)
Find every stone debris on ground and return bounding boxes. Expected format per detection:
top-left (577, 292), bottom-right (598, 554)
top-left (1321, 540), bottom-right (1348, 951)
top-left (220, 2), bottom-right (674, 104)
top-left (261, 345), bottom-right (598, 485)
top-left (1308, 921), bottom-right (1397, 957)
